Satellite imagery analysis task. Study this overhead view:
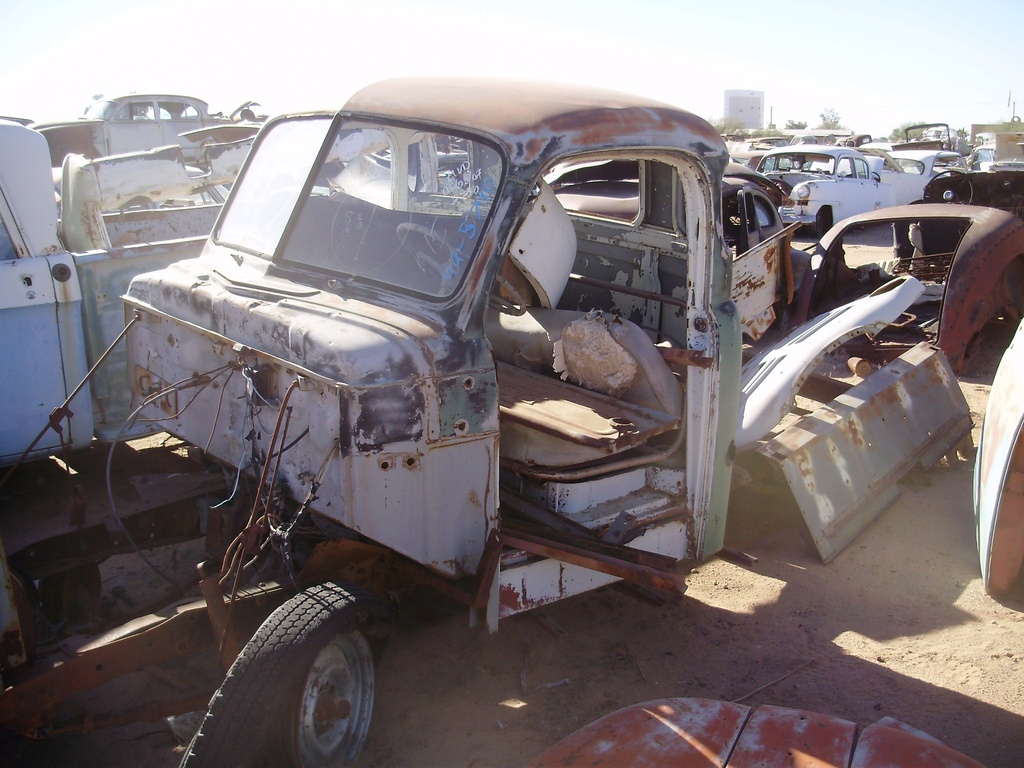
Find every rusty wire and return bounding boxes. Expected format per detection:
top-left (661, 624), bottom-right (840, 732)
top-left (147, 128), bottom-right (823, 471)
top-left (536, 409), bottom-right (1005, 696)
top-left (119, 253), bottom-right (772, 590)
top-left (218, 378), bottom-right (301, 591)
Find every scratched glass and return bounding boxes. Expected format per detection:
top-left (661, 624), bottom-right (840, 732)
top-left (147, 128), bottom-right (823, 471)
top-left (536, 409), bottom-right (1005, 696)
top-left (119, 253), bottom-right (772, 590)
top-left (280, 122), bottom-right (504, 298)
top-left (216, 116), bottom-right (334, 258)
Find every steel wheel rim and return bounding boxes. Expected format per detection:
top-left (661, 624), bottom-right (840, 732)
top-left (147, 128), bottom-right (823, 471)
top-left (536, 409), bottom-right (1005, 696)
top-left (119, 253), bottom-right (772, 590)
top-left (295, 630), bottom-right (374, 766)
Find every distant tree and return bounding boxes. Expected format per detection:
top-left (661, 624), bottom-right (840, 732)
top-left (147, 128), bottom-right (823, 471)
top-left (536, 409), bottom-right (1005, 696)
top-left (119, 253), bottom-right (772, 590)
top-left (890, 121), bottom-right (938, 142)
top-left (709, 116), bottom-right (747, 134)
top-left (785, 120), bottom-right (807, 130)
top-left (817, 109), bottom-right (843, 129)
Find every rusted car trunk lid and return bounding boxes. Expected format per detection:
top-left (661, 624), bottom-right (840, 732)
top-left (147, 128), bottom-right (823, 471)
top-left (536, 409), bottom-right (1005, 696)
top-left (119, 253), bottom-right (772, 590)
top-left (528, 698), bottom-right (984, 767)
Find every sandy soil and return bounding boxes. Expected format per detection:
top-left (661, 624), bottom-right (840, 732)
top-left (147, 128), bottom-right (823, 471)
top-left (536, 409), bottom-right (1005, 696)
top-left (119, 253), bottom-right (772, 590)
top-left (2, 323), bottom-right (1022, 768)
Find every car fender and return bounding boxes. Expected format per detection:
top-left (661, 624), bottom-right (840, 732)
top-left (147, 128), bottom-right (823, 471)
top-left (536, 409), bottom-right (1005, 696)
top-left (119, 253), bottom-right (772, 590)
top-left (975, 316), bottom-right (1024, 596)
top-left (939, 207), bottom-right (1024, 370)
top-left (736, 275), bottom-right (924, 450)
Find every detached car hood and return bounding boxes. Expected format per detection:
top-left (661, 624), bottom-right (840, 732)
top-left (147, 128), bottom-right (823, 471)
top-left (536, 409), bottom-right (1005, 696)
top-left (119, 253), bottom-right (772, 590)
top-left (125, 256), bottom-right (440, 388)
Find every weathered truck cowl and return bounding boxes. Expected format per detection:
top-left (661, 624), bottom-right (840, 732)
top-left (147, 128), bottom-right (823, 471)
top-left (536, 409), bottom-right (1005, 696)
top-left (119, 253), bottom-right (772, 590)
top-left (126, 261), bottom-right (499, 579)
top-left (125, 78), bottom-right (735, 591)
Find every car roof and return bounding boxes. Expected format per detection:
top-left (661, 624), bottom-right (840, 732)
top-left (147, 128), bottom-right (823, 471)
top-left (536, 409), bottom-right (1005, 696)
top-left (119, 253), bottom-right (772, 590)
top-left (341, 78), bottom-right (727, 178)
top-left (101, 94), bottom-right (211, 110)
top-left (761, 144), bottom-right (862, 158)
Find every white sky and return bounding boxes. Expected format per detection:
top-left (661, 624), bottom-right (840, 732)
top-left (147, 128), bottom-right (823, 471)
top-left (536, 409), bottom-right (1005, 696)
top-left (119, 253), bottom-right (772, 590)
top-left (2, 0), bottom-right (1020, 139)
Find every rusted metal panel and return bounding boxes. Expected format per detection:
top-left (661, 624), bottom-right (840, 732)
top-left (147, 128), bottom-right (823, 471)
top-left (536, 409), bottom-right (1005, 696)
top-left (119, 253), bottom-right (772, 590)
top-left (497, 519), bottom-right (692, 621)
top-left (755, 343), bottom-right (972, 562)
top-left (975, 317), bottom-right (1024, 596)
top-left (531, 699), bottom-right (983, 767)
top-left (30, 121), bottom-right (105, 167)
top-left (851, 720), bottom-right (985, 768)
top-left (75, 238), bottom-right (205, 442)
top-left (732, 224), bottom-right (797, 341)
top-left (343, 78), bottom-right (728, 174)
top-left (126, 302), bottom-right (499, 579)
top-left (102, 206), bottom-right (220, 248)
top-left (728, 704), bottom-right (856, 767)
top-left (204, 136), bottom-right (253, 183)
top-left (937, 206), bottom-right (1024, 371)
top-left (59, 145), bottom-right (231, 252)
top-left (527, 697), bottom-right (750, 767)
top-left (500, 527), bottom-right (687, 596)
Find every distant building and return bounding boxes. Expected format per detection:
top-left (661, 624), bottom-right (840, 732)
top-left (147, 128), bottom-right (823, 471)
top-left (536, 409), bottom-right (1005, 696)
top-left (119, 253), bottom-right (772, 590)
top-left (724, 90), bottom-right (764, 130)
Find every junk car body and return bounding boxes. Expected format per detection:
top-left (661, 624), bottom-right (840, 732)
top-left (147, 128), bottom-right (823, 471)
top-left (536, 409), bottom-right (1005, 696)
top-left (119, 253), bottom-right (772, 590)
top-left (0, 80), bottom-right (971, 766)
top-left (0, 121), bottom-right (244, 466)
top-left (892, 123), bottom-right (970, 155)
top-left (889, 149), bottom-right (968, 178)
top-left (803, 204), bottom-right (1024, 372)
top-left (924, 165), bottom-right (1024, 220)
top-left (123, 78), bottom-right (741, 604)
top-left (30, 94), bottom-right (260, 167)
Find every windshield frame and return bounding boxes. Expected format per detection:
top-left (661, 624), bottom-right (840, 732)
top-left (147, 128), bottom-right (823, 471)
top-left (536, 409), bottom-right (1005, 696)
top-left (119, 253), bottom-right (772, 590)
top-left (212, 113), bottom-right (507, 302)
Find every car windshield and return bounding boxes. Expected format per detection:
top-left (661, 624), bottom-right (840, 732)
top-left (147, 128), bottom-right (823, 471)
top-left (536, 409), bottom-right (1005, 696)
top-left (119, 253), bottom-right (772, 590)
top-left (976, 148), bottom-right (995, 162)
top-left (83, 100), bottom-right (117, 119)
top-left (216, 116), bottom-right (505, 299)
top-left (760, 153), bottom-right (836, 174)
top-left (895, 158), bottom-right (926, 174)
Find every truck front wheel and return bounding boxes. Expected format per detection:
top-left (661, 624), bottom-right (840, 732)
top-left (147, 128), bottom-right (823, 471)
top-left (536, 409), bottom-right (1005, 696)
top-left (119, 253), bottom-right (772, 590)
top-left (180, 583), bottom-right (391, 768)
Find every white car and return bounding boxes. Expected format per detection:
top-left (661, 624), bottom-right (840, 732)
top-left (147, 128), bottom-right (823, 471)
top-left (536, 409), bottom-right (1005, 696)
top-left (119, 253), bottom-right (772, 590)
top-left (756, 145), bottom-right (895, 236)
top-left (889, 149), bottom-right (967, 178)
top-left (858, 146), bottom-right (964, 205)
top-left (969, 143), bottom-right (996, 171)
top-left (30, 94), bottom-right (262, 166)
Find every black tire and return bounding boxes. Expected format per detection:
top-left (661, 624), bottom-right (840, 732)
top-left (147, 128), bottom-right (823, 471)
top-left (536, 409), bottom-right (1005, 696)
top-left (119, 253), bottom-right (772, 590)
top-left (180, 583), bottom-right (392, 768)
top-left (814, 206), bottom-right (833, 238)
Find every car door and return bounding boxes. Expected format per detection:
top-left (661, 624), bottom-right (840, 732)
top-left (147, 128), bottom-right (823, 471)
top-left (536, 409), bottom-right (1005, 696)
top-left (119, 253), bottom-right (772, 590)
top-left (158, 99), bottom-right (204, 153)
top-left (0, 215), bottom-right (93, 463)
top-left (106, 99), bottom-right (163, 155)
top-left (838, 155), bottom-right (888, 216)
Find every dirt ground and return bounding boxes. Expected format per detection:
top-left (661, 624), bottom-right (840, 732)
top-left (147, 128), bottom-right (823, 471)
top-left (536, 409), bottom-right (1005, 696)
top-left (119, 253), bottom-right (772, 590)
top-left (2, 322), bottom-right (1023, 768)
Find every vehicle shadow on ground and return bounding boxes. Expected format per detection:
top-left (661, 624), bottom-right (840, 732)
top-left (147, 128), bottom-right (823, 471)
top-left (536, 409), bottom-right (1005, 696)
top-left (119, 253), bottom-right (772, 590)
top-left (359, 451), bottom-right (1022, 768)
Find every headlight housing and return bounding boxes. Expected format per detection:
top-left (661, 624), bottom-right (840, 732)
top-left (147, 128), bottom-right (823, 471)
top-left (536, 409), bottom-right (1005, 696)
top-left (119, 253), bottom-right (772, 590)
top-left (795, 184), bottom-right (810, 200)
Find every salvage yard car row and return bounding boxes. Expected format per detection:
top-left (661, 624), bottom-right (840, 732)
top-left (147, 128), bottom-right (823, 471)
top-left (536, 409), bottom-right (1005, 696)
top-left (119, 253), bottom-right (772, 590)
top-left (0, 82), bottom-right (1021, 767)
